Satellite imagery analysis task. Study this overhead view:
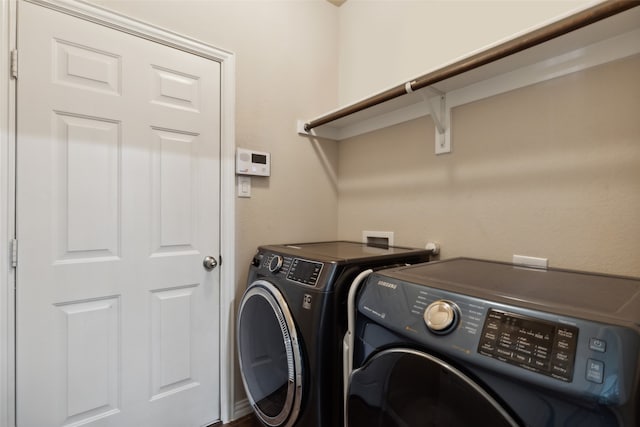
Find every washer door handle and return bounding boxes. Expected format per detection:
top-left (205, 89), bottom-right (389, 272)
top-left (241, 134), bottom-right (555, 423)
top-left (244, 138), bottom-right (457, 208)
top-left (203, 256), bottom-right (218, 271)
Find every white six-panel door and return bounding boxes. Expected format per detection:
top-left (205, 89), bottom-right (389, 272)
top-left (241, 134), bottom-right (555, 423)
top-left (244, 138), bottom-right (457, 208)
top-left (16, 2), bottom-right (221, 426)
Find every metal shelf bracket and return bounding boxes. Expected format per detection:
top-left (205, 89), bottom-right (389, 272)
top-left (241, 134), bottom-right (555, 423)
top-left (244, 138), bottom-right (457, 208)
top-left (419, 88), bottom-right (451, 155)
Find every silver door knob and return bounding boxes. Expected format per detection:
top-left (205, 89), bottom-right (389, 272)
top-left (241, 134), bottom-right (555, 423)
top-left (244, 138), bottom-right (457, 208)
top-left (203, 256), bottom-right (218, 271)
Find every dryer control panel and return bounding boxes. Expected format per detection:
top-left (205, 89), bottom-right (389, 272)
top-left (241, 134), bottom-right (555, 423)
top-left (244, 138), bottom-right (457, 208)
top-left (287, 258), bottom-right (323, 286)
top-left (255, 252), bottom-right (324, 287)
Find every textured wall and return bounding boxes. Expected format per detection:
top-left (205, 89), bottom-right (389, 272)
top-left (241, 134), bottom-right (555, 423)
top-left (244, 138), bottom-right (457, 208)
top-left (338, 55), bottom-right (640, 277)
top-left (336, 0), bottom-right (597, 105)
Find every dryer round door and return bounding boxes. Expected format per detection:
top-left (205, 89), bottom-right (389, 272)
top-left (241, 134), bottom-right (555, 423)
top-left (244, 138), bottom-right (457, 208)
top-left (347, 348), bottom-right (520, 427)
top-left (237, 280), bottom-right (303, 427)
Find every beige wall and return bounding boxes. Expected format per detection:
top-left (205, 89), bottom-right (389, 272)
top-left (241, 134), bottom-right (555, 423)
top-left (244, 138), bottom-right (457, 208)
top-left (338, 55), bottom-right (640, 277)
top-left (337, 0), bottom-right (597, 105)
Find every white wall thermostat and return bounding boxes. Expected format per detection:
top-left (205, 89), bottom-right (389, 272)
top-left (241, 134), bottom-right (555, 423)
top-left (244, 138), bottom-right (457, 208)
top-left (236, 148), bottom-right (271, 176)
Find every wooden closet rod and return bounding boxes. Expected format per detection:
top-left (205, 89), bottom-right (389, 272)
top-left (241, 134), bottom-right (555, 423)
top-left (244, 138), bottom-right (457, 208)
top-left (304, 0), bottom-right (639, 133)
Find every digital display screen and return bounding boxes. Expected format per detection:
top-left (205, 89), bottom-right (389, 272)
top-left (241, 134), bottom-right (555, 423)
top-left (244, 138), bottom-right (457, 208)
top-left (287, 258), bottom-right (322, 286)
top-left (252, 153), bottom-right (267, 164)
top-left (478, 309), bottom-right (578, 382)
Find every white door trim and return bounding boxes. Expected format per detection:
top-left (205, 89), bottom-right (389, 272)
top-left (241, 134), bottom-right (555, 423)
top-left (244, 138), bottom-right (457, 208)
top-left (1, 1), bottom-right (17, 426)
top-left (1, 1), bottom-right (236, 425)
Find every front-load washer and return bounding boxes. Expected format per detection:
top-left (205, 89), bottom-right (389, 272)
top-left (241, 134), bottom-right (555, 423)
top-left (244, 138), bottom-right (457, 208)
top-left (237, 241), bottom-right (431, 427)
top-left (345, 258), bottom-right (640, 427)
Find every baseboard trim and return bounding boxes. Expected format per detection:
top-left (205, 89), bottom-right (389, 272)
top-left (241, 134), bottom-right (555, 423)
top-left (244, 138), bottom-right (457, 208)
top-left (233, 399), bottom-right (252, 421)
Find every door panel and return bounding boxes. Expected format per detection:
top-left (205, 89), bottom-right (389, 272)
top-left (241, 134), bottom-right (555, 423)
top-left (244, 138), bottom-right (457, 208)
top-left (151, 128), bottom-right (199, 253)
top-left (56, 297), bottom-right (120, 423)
top-left (150, 285), bottom-right (198, 399)
top-left (16, 2), bottom-right (221, 426)
top-left (53, 112), bottom-right (121, 262)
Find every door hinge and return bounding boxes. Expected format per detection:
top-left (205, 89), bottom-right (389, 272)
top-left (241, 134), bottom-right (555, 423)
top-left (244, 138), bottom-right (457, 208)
top-left (10, 238), bottom-right (17, 268)
top-left (10, 50), bottom-right (17, 79)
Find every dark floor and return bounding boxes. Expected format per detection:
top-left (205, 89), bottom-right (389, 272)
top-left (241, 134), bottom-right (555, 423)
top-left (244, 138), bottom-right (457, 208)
top-left (209, 414), bottom-right (261, 427)
top-left (228, 414), bottom-right (261, 427)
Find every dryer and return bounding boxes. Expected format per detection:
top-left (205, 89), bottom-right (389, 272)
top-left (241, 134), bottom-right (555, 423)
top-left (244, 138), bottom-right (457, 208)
top-left (345, 258), bottom-right (640, 427)
top-left (237, 241), bottom-right (431, 427)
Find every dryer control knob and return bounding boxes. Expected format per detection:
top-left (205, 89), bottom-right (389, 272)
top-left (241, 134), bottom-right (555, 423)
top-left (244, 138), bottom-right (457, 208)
top-left (424, 300), bottom-right (458, 334)
top-left (268, 255), bottom-right (284, 273)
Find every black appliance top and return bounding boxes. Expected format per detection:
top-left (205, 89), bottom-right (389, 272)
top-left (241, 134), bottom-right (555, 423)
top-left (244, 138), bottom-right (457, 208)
top-left (383, 257), bottom-right (640, 326)
top-left (261, 241), bottom-right (430, 264)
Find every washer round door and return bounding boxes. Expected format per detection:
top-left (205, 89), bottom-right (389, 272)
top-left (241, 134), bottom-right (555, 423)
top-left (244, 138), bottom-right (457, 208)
top-left (347, 348), bottom-right (520, 427)
top-left (237, 280), bottom-right (303, 427)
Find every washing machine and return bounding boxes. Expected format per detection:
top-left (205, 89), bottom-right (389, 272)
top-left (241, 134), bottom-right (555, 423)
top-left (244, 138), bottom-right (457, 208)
top-left (345, 258), bottom-right (640, 427)
top-left (237, 241), bottom-right (431, 427)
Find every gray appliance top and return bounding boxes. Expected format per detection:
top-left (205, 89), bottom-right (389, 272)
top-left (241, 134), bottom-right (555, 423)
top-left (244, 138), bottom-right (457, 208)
top-left (384, 258), bottom-right (640, 326)
top-left (260, 241), bottom-right (429, 263)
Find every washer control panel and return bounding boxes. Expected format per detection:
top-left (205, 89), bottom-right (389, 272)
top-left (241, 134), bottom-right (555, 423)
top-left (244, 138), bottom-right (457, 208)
top-left (358, 272), bottom-right (640, 405)
top-left (478, 309), bottom-right (578, 382)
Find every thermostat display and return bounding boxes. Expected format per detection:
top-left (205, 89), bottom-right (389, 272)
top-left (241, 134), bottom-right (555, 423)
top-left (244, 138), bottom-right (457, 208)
top-left (236, 148), bottom-right (271, 176)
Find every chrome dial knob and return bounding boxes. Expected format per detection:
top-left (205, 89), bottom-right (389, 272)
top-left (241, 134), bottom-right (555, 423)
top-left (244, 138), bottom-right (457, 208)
top-left (424, 300), bottom-right (458, 334)
top-left (268, 255), bottom-right (284, 273)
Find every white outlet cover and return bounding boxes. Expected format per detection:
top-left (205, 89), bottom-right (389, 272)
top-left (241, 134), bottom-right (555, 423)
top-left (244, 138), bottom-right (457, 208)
top-left (512, 254), bottom-right (548, 269)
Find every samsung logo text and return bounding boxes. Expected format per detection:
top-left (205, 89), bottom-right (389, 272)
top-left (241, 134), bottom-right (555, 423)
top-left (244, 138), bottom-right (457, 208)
top-left (377, 280), bottom-right (397, 290)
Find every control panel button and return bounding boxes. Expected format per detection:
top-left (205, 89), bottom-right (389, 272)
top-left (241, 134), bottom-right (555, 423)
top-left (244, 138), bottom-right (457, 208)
top-left (551, 363), bottom-right (570, 376)
top-left (424, 300), bottom-right (459, 334)
top-left (589, 338), bottom-right (607, 353)
top-left (586, 359), bottom-right (605, 384)
top-left (268, 255), bottom-right (284, 273)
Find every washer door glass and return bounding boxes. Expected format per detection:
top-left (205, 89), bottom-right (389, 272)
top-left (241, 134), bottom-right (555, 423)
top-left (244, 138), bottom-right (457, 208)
top-left (347, 348), bottom-right (520, 427)
top-left (237, 280), bottom-right (302, 427)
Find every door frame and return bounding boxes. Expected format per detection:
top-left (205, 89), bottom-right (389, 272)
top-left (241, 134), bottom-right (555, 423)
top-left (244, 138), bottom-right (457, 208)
top-left (0, 1), bottom-right (237, 425)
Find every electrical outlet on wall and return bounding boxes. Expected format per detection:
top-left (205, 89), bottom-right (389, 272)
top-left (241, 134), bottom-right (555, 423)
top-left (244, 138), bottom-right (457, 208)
top-left (425, 242), bottom-right (440, 255)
